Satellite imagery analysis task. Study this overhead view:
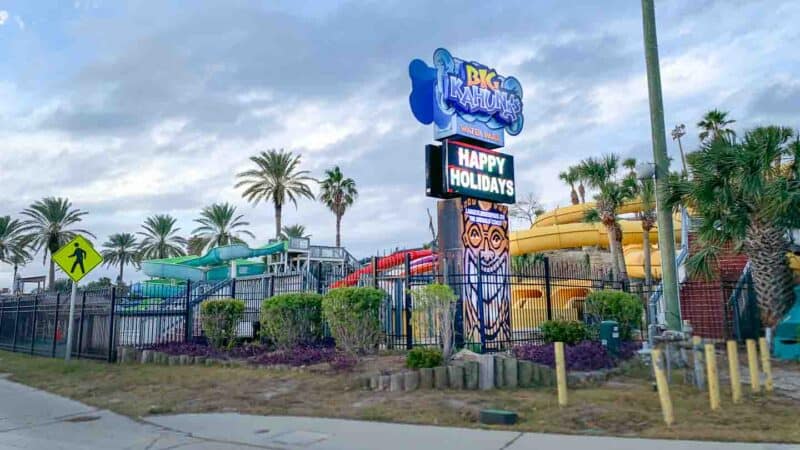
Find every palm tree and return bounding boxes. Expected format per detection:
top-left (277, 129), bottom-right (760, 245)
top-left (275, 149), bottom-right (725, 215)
top-left (319, 166), bottom-right (358, 247)
top-left (101, 233), bottom-right (139, 286)
top-left (0, 216), bottom-right (32, 292)
top-left (578, 155), bottom-right (635, 282)
top-left (697, 109), bottom-right (736, 142)
top-left (20, 197), bottom-right (94, 290)
top-left (558, 169), bottom-right (580, 205)
top-left (624, 158), bottom-right (657, 288)
top-left (668, 126), bottom-right (800, 328)
top-left (575, 168), bottom-right (588, 203)
top-left (137, 214), bottom-right (186, 259)
top-left (191, 203), bottom-right (255, 252)
top-left (622, 157), bottom-right (638, 177)
top-left (280, 224), bottom-right (310, 240)
top-left (186, 235), bottom-right (206, 256)
top-left (236, 149), bottom-right (315, 239)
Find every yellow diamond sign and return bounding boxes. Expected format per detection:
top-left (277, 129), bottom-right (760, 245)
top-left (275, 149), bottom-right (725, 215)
top-left (52, 235), bottom-right (103, 283)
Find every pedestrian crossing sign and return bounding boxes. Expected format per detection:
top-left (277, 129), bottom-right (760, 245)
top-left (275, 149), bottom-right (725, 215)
top-left (52, 235), bottom-right (103, 283)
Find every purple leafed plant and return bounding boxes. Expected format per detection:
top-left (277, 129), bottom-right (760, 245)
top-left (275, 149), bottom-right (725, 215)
top-left (148, 341), bottom-right (353, 368)
top-left (329, 352), bottom-right (359, 372)
top-left (513, 340), bottom-right (638, 372)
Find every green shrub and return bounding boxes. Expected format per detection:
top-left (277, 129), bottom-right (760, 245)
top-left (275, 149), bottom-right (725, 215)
top-left (410, 283), bottom-right (457, 360)
top-left (322, 287), bottom-right (383, 354)
top-left (201, 298), bottom-right (245, 349)
top-left (406, 347), bottom-right (443, 369)
top-left (585, 290), bottom-right (643, 340)
top-left (260, 292), bottom-right (323, 349)
top-left (539, 320), bottom-right (589, 345)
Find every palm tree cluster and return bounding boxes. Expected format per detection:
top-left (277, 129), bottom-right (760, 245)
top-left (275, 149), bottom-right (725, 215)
top-left (552, 109), bottom-right (797, 328)
top-left (668, 122), bottom-right (800, 328)
top-left (3, 149), bottom-right (358, 292)
top-left (236, 148), bottom-right (359, 246)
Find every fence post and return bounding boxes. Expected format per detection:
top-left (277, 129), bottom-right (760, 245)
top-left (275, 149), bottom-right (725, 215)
top-left (184, 280), bottom-right (192, 342)
top-left (0, 297), bottom-right (4, 344)
top-left (269, 275), bottom-right (275, 297)
top-left (75, 291), bottom-right (87, 359)
top-left (404, 253), bottom-right (413, 350)
top-left (52, 293), bottom-right (61, 357)
top-left (30, 295), bottom-right (38, 355)
top-left (316, 263), bottom-right (323, 294)
top-left (231, 278), bottom-right (237, 299)
top-left (477, 257), bottom-right (486, 353)
top-left (372, 256), bottom-right (379, 289)
top-left (107, 287), bottom-right (117, 363)
top-left (544, 257), bottom-right (553, 321)
top-left (11, 295), bottom-right (21, 352)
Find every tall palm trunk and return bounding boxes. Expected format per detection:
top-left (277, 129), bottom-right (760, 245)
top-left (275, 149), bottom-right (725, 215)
top-left (611, 223), bottom-right (629, 282)
top-left (578, 183), bottom-right (586, 204)
top-left (335, 214), bottom-right (342, 247)
top-left (12, 264), bottom-right (18, 293)
top-left (604, 220), bottom-right (621, 280)
top-left (570, 188), bottom-right (579, 205)
top-left (642, 226), bottom-right (652, 289)
top-left (48, 257), bottom-right (55, 291)
top-left (118, 263), bottom-right (125, 286)
top-left (744, 220), bottom-right (794, 327)
top-left (274, 202), bottom-right (282, 239)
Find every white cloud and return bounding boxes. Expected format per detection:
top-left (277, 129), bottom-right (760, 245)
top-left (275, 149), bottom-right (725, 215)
top-left (14, 15), bottom-right (24, 30)
top-left (0, 10), bottom-right (8, 26)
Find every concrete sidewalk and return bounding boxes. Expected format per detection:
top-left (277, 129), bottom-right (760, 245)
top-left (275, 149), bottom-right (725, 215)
top-left (0, 377), bottom-right (795, 450)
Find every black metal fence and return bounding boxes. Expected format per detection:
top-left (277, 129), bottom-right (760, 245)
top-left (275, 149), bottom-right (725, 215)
top-left (0, 288), bottom-right (117, 361)
top-left (0, 256), bottom-right (761, 361)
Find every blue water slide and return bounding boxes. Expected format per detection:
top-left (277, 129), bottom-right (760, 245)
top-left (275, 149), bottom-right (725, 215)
top-left (140, 241), bottom-right (286, 282)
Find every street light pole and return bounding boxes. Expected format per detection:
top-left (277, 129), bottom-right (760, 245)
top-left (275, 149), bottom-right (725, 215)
top-left (641, 0), bottom-right (682, 331)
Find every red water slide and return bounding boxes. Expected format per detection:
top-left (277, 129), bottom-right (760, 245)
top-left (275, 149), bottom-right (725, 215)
top-left (331, 249), bottom-right (433, 288)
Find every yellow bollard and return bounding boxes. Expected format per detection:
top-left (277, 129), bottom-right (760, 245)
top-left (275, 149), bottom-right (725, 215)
top-left (652, 348), bottom-right (675, 426)
top-left (746, 339), bottom-right (760, 393)
top-left (758, 337), bottom-right (773, 393)
top-left (704, 344), bottom-right (720, 410)
top-left (554, 341), bottom-right (568, 407)
top-left (726, 341), bottom-right (742, 404)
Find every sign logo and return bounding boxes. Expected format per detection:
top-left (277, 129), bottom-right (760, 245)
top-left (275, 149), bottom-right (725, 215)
top-left (409, 48), bottom-right (524, 148)
top-left (445, 141), bottom-right (515, 204)
top-left (52, 235), bottom-right (103, 283)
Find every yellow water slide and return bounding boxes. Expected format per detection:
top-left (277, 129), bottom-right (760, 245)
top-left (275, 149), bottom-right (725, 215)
top-left (509, 201), bottom-right (682, 279)
top-left (507, 201), bottom-right (680, 331)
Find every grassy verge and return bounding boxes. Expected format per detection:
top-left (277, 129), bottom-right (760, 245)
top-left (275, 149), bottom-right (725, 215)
top-left (0, 350), bottom-right (798, 443)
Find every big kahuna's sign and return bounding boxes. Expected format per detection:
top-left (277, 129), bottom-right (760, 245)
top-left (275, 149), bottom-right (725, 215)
top-left (445, 141), bottom-right (515, 204)
top-left (409, 48), bottom-right (524, 149)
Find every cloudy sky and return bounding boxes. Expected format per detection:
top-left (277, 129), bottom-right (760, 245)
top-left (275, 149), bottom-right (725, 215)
top-left (1, 0), bottom-right (799, 287)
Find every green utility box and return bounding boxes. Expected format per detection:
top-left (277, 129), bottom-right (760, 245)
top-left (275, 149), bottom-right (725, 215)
top-left (599, 320), bottom-right (620, 356)
top-left (773, 286), bottom-right (800, 361)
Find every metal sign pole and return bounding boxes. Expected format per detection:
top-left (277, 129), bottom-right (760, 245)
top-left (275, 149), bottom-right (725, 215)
top-left (64, 282), bottom-right (77, 362)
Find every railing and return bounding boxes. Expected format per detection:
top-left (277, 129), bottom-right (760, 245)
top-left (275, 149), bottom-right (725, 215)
top-left (647, 207), bottom-right (691, 328)
top-left (728, 262), bottom-right (760, 342)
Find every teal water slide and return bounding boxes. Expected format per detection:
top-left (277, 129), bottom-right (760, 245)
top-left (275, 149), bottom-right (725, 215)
top-left (140, 241), bottom-right (287, 282)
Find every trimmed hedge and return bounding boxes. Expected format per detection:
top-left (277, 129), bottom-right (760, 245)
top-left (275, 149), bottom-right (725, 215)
top-left (322, 287), bottom-right (383, 354)
top-left (539, 320), bottom-right (589, 345)
top-left (585, 290), bottom-right (643, 340)
top-left (406, 347), bottom-right (443, 369)
top-left (201, 298), bottom-right (245, 349)
top-left (260, 292), bottom-right (323, 349)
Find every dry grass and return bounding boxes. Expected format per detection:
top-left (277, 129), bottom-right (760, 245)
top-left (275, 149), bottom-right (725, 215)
top-left (0, 350), bottom-right (798, 443)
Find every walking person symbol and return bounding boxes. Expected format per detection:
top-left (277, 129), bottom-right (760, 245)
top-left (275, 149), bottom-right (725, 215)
top-left (68, 242), bottom-right (87, 274)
